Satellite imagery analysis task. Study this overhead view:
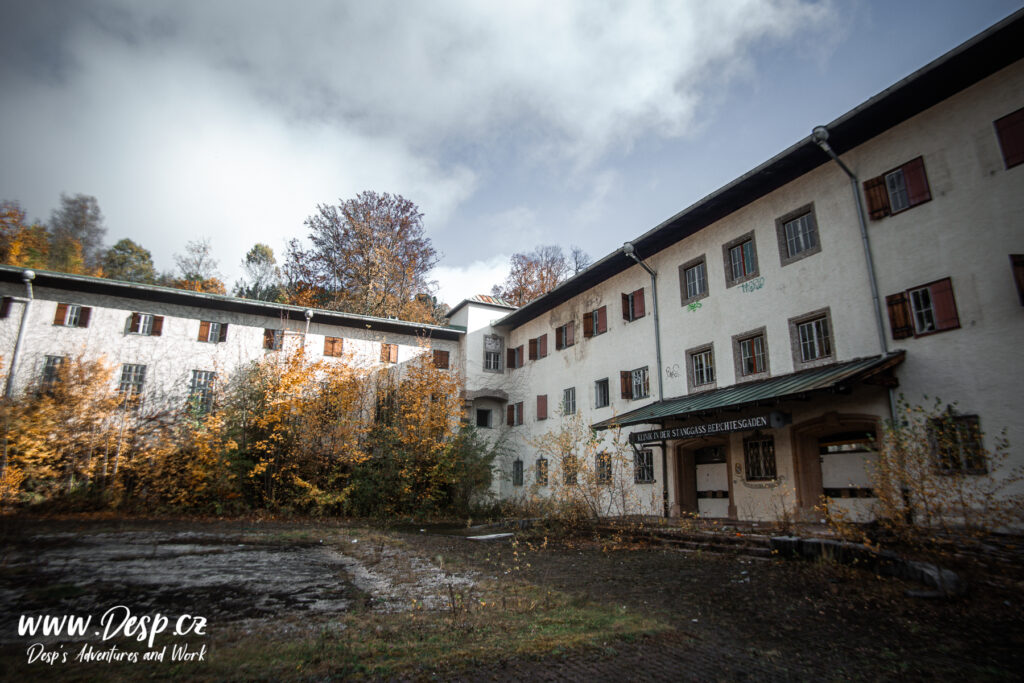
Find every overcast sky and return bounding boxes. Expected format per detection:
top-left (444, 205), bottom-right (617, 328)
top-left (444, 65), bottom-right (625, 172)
top-left (2, 0), bottom-right (1021, 307)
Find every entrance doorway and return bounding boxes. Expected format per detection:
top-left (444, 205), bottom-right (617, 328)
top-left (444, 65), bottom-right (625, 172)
top-left (791, 413), bottom-right (879, 518)
top-left (675, 441), bottom-right (730, 518)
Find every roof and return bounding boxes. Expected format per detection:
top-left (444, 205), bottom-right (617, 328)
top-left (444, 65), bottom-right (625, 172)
top-left (0, 266), bottom-right (464, 341)
top-left (594, 352), bottom-right (905, 430)
top-left (445, 294), bottom-right (518, 318)
top-left (497, 8), bottom-right (1024, 330)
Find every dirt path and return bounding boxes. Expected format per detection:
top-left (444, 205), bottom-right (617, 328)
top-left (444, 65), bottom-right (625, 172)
top-left (2, 518), bottom-right (1022, 680)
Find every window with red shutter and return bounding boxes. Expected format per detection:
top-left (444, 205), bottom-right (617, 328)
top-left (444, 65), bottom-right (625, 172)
top-left (528, 338), bottom-right (538, 360)
top-left (197, 320), bottom-right (210, 342)
top-left (538, 334), bottom-right (547, 357)
top-left (151, 316), bottom-right (163, 336)
top-left (865, 157), bottom-right (931, 219)
top-left (537, 394), bottom-right (547, 420)
top-left (597, 306), bottom-right (607, 334)
top-left (507, 405), bottom-right (515, 426)
top-left (432, 349), bottom-right (449, 369)
top-left (632, 288), bottom-right (645, 319)
top-left (885, 293), bottom-right (914, 340)
top-left (863, 176), bottom-right (890, 220)
top-left (53, 303), bottom-right (68, 326)
top-left (901, 157), bottom-right (931, 208)
top-left (583, 313), bottom-right (594, 338)
top-left (994, 107), bottom-right (1024, 169)
top-left (620, 371), bottom-right (632, 400)
top-left (926, 278), bottom-right (960, 332)
top-left (325, 337), bottom-right (344, 357)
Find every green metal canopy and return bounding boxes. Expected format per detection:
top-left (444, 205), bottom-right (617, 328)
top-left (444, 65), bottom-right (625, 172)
top-left (594, 352), bottom-right (905, 430)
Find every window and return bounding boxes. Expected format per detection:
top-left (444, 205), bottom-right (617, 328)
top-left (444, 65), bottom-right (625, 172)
top-left (723, 232), bottom-right (758, 287)
top-left (528, 334), bottom-right (548, 360)
top-left (506, 345), bottom-right (524, 369)
top-left (198, 321), bottom-right (228, 343)
top-left (929, 414), bottom-right (985, 474)
top-left (583, 306), bottom-right (608, 337)
top-left (995, 107), bottom-right (1024, 169)
top-left (512, 459), bottom-right (524, 487)
top-left (775, 204), bottom-right (821, 266)
top-left (620, 367), bottom-right (649, 400)
top-left (594, 378), bottom-right (610, 409)
top-left (128, 312), bottom-right (162, 336)
top-left (40, 355), bottom-right (65, 392)
top-left (324, 336), bottom-right (344, 357)
top-left (788, 309), bottom-right (834, 366)
top-left (555, 322), bottom-right (575, 350)
top-left (562, 387), bottom-right (576, 415)
top-left (562, 454), bottom-right (578, 485)
top-left (189, 370), bottom-right (217, 414)
top-left (536, 458), bottom-right (548, 486)
top-left (507, 401), bottom-right (524, 426)
top-left (863, 157), bottom-right (931, 219)
top-left (679, 256), bottom-right (708, 305)
top-left (885, 278), bottom-right (960, 339)
top-left (432, 349), bottom-right (450, 369)
top-left (537, 394), bottom-right (548, 421)
top-left (118, 364), bottom-right (147, 403)
top-left (733, 327), bottom-right (769, 379)
top-left (687, 345), bottom-right (715, 389)
top-left (1012, 255), bottom-right (1024, 306)
top-left (596, 452), bottom-right (612, 485)
top-left (476, 408), bottom-right (491, 428)
top-left (634, 449), bottom-right (654, 483)
top-left (380, 343), bottom-right (399, 363)
top-left (53, 303), bottom-right (91, 328)
top-left (263, 329), bottom-right (283, 350)
top-left (621, 289), bottom-right (645, 322)
top-left (744, 434), bottom-right (776, 481)
top-left (484, 335), bottom-right (503, 372)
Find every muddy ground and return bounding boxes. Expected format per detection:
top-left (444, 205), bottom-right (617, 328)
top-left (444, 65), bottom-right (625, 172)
top-left (1, 517), bottom-right (1022, 680)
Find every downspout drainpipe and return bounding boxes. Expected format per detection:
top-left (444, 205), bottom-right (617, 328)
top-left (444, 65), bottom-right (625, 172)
top-left (623, 243), bottom-right (669, 516)
top-left (811, 126), bottom-right (897, 422)
top-left (4, 269), bottom-right (35, 400)
top-left (3, 269), bottom-right (35, 474)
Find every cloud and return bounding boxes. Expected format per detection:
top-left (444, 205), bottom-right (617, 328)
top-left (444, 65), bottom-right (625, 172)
top-left (431, 255), bottom-right (511, 309)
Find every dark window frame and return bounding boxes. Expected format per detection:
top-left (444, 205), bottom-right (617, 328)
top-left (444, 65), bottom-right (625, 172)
top-left (679, 255), bottom-right (709, 306)
top-left (775, 203), bottom-right (821, 266)
top-left (722, 231), bottom-right (759, 288)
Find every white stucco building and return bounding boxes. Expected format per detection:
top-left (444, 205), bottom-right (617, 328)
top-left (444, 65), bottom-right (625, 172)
top-left (2, 10), bottom-right (1023, 522)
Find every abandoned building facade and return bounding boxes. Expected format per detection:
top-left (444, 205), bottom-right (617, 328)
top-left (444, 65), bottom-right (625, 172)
top-left (2, 11), bottom-right (1023, 521)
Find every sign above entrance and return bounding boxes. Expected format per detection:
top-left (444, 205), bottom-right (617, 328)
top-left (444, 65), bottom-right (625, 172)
top-left (628, 415), bottom-right (771, 445)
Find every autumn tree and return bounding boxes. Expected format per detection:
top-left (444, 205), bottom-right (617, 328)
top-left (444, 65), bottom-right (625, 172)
top-left (234, 243), bottom-right (282, 301)
top-left (48, 193), bottom-right (106, 272)
top-left (284, 192), bottom-right (440, 322)
top-left (102, 238), bottom-right (156, 284)
top-left (171, 238), bottom-right (226, 294)
top-left (492, 244), bottom-right (589, 306)
top-left (0, 202), bottom-right (50, 269)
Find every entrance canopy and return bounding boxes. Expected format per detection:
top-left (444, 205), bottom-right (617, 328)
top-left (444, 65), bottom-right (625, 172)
top-left (594, 352), bottom-right (904, 430)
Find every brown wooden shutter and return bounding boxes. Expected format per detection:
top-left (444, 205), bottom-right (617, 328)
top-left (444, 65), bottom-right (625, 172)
top-left (565, 323), bottom-right (574, 347)
top-left (597, 306), bottom-right (607, 334)
top-left (78, 307), bottom-right (91, 328)
top-left (0, 296), bottom-right (11, 319)
top-left (54, 303), bottom-right (68, 325)
top-left (620, 371), bottom-right (632, 399)
top-left (1012, 255), bottom-right (1024, 306)
top-left (995, 107), bottom-right (1024, 169)
top-left (621, 293), bottom-right (631, 320)
top-left (583, 312), bottom-right (594, 338)
top-left (389, 344), bottom-right (398, 363)
top-left (863, 176), bottom-right (891, 220)
top-left (929, 278), bottom-right (960, 331)
top-left (507, 405), bottom-right (515, 426)
top-left (902, 157), bottom-right (931, 207)
top-left (516, 402), bottom-right (523, 425)
top-left (528, 338), bottom-right (538, 360)
top-left (507, 348), bottom-right (516, 368)
top-left (433, 349), bottom-right (449, 369)
top-left (129, 312), bottom-right (141, 334)
top-left (264, 329), bottom-right (275, 349)
top-left (885, 293), bottom-right (914, 339)
top-left (151, 316), bottom-right (163, 336)
top-left (198, 320), bottom-right (210, 341)
top-left (633, 288), bottom-right (645, 319)
top-left (539, 334), bottom-right (547, 357)
top-left (219, 323), bottom-right (228, 342)
top-left (537, 394), bottom-right (547, 420)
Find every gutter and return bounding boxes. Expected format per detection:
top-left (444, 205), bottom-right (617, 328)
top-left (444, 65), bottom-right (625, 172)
top-left (622, 242), bottom-right (664, 403)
